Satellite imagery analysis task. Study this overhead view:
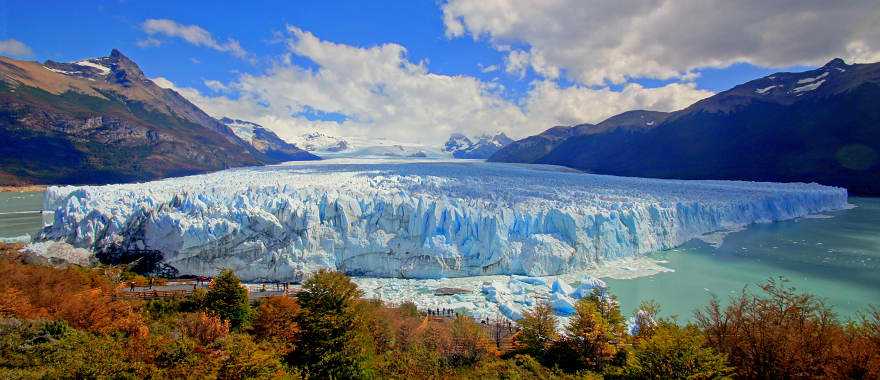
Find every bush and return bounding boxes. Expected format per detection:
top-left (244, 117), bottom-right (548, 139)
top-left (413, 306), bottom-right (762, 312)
top-left (177, 311), bottom-right (230, 346)
top-left (695, 277), bottom-right (839, 379)
top-left (447, 315), bottom-right (498, 366)
top-left (205, 269), bottom-right (251, 329)
top-left (626, 321), bottom-right (731, 379)
top-left (217, 334), bottom-right (287, 380)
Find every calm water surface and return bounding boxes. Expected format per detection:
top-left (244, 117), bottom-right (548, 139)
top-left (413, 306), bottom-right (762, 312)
top-left (2, 192), bottom-right (877, 320)
top-left (607, 197), bottom-right (880, 321)
top-left (0, 192), bottom-right (43, 238)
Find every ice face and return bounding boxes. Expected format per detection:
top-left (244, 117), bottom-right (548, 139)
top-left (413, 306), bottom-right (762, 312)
top-left (39, 158), bottom-right (848, 282)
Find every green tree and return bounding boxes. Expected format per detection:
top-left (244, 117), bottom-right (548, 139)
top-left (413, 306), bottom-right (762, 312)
top-left (515, 302), bottom-right (559, 360)
top-left (290, 269), bottom-right (366, 378)
top-left (627, 321), bottom-right (731, 379)
top-left (557, 292), bottom-right (627, 372)
top-left (205, 269), bottom-right (251, 330)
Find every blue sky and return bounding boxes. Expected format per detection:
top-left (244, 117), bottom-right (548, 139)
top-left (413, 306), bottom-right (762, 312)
top-left (0, 1), bottom-right (875, 143)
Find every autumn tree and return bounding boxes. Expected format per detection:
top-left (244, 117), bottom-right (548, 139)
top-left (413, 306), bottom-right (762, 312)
top-left (514, 302), bottom-right (558, 360)
top-left (252, 296), bottom-right (300, 346)
top-left (695, 277), bottom-right (839, 379)
top-left (205, 269), bottom-right (251, 329)
top-left (177, 311), bottom-right (230, 346)
top-left (555, 292), bottom-right (627, 372)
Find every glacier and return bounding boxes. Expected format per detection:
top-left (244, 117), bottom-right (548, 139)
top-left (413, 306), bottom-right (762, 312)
top-left (37, 158), bottom-right (848, 282)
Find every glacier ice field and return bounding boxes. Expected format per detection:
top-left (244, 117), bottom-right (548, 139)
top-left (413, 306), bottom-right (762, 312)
top-left (38, 158), bottom-right (847, 284)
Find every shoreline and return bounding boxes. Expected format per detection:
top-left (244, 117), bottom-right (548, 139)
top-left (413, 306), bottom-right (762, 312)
top-left (0, 185), bottom-right (47, 193)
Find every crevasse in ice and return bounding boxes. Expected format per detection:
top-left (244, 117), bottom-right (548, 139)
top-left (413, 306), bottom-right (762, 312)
top-left (38, 159), bottom-right (848, 281)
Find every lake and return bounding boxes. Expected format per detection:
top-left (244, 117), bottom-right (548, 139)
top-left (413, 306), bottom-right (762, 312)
top-left (2, 191), bottom-right (877, 321)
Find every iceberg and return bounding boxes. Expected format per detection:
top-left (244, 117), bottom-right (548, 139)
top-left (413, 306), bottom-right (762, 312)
top-left (38, 158), bottom-right (848, 281)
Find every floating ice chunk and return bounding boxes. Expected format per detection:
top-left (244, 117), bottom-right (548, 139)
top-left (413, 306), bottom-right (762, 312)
top-left (499, 302), bottom-right (524, 320)
top-left (551, 279), bottom-right (574, 295)
top-left (551, 292), bottom-right (577, 316)
top-left (22, 241), bottom-right (94, 266)
top-left (514, 276), bottom-right (548, 286)
top-left (570, 276), bottom-right (607, 299)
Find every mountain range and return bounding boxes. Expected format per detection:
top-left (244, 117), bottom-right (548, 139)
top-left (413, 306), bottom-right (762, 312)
top-left (219, 118), bottom-right (318, 162)
top-left (0, 50), bottom-right (315, 186)
top-left (442, 132), bottom-right (514, 159)
top-left (490, 58), bottom-right (880, 195)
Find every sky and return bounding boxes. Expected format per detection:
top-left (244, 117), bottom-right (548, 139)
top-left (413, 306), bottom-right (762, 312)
top-left (1, 0), bottom-right (878, 144)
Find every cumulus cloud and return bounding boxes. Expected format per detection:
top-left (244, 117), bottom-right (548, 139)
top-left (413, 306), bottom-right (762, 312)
top-left (156, 26), bottom-right (712, 144)
top-left (0, 38), bottom-right (33, 57)
top-left (524, 81), bottom-right (713, 127)
top-left (442, 0), bottom-right (880, 85)
top-left (142, 19), bottom-right (250, 60)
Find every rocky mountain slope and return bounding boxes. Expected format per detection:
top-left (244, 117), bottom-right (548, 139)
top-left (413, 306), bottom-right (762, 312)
top-left (442, 132), bottom-right (513, 159)
top-left (491, 59), bottom-right (880, 195)
top-left (0, 50), bottom-right (311, 186)
top-left (218, 118), bottom-right (318, 162)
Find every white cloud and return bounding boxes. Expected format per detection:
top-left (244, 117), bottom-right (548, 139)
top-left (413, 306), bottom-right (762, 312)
top-left (524, 81), bottom-right (713, 127)
top-left (136, 37), bottom-right (163, 48)
top-left (442, 0), bottom-right (880, 85)
top-left (479, 63), bottom-right (498, 73)
top-left (0, 39), bottom-right (33, 57)
top-left (155, 27), bottom-right (712, 144)
top-left (504, 50), bottom-right (529, 78)
top-left (203, 79), bottom-right (227, 92)
top-left (142, 19), bottom-right (250, 60)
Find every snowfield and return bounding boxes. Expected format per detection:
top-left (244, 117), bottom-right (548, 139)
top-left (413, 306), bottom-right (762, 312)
top-left (38, 158), bottom-right (847, 282)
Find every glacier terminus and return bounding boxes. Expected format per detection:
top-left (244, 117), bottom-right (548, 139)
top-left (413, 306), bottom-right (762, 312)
top-left (38, 158), bottom-right (848, 282)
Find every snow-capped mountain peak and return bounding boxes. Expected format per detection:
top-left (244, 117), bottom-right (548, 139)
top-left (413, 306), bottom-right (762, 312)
top-left (291, 132), bottom-right (351, 152)
top-left (443, 132), bottom-right (514, 159)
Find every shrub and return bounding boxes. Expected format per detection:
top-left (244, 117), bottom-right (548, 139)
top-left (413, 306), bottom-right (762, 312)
top-left (447, 315), bottom-right (499, 366)
top-left (177, 311), bottom-right (230, 346)
top-left (217, 334), bottom-right (287, 380)
top-left (626, 321), bottom-right (731, 379)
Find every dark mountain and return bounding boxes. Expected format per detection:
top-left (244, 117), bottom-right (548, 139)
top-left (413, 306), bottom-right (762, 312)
top-left (219, 118), bottom-right (319, 162)
top-left (442, 132), bottom-right (514, 159)
top-left (0, 50), bottom-right (311, 186)
top-left (492, 59), bottom-right (880, 195)
top-left (489, 110), bottom-right (670, 163)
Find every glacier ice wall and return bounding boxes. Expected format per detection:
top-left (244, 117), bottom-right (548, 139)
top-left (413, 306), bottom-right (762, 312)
top-left (39, 159), bottom-right (848, 281)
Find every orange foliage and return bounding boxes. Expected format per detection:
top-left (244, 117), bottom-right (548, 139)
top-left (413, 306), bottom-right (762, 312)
top-left (252, 296), bottom-right (300, 344)
top-left (696, 278), bottom-right (880, 379)
top-left (178, 311), bottom-right (230, 346)
top-left (0, 251), bottom-right (148, 337)
top-left (0, 287), bottom-right (47, 318)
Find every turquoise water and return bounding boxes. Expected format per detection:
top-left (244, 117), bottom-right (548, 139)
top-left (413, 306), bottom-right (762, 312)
top-left (607, 197), bottom-right (880, 322)
top-left (0, 192), bottom-right (44, 239)
top-left (1, 192), bottom-right (877, 321)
